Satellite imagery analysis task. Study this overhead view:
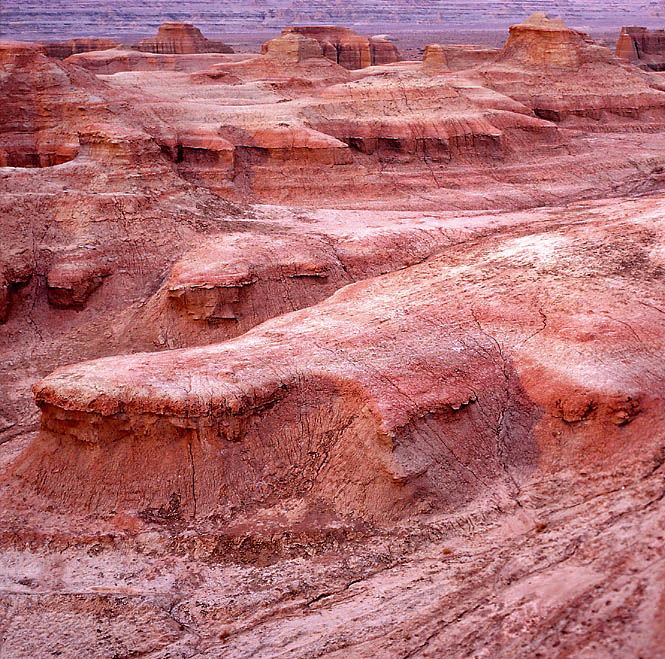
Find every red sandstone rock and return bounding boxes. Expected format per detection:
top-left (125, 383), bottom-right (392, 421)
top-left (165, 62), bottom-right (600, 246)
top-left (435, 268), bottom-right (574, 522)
top-left (261, 32), bottom-right (324, 63)
top-left (476, 13), bottom-right (665, 127)
top-left (434, 44), bottom-right (501, 71)
top-left (46, 255), bottom-right (111, 309)
top-left (17, 202), bottom-right (665, 525)
top-left (616, 26), bottom-right (665, 71)
top-left (134, 22), bottom-right (233, 55)
top-left (274, 25), bottom-right (400, 69)
top-left (4, 18), bottom-right (665, 656)
top-left (501, 12), bottom-right (610, 68)
top-left (65, 49), bottom-right (232, 74)
top-left (422, 43), bottom-right (449, 71)
top-left (40, 38), bottom-right (119, 59)
top-left (304, 72), bottom-right (558, 166)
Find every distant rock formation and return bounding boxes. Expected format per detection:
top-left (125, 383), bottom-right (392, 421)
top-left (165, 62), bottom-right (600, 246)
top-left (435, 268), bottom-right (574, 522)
top-left (477, 13), bottom-right (665, 126)
top-left (39, 38), bottom-right (119, 59)
top-left (616, 26), bottom-right (665, 71)
top-left (65, 50), bottom-right (232, 74)
top-left (422, 44), bottom-right (448, 71)
top-left (269, 26), bottom-right (399, 69)
top-left (501, 12), bottom-right (611, 68)
top-left (134, 21), bottom-right (233, 55)
top-left (422, 43), bottom-right (500, 71)
top-left (261, 32), bottom-right (324, 63)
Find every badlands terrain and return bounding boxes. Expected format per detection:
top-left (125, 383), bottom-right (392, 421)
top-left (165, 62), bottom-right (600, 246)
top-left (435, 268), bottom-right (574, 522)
top-left (2, 11), bottom-right (665, 658)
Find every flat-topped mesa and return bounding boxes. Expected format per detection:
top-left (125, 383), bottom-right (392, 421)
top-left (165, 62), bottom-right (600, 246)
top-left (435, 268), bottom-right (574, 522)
top-left (261, 32), bottom-right (324, 63)
top-left (502, 12), bottom-right (612, 68)
top-left (134, 22), bottom-right (233, 55)
top-left (40, 38), bottom-right (119, 59)
top-left (280, 25), bottom-right (399, 69)
top-left (422, 44), bottom-right (449, 71)
top-left (616, 26), bottom-right (665, 71)
top-left (435, 45), bottom-right (501, 71)
top-left (476, 13), bottom-right (665, 127)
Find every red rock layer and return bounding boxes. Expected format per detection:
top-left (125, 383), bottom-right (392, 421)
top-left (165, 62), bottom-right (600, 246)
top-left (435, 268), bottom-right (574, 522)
top-left (40, 38), bottom-right (119, 59)
top-left (0, 41), bottom-right (98, 167)
top-left (15, 204), bottom-right (665, 522)
top-left (616, 26), bottom-right (665, 71)
top-left (428, 44), bottom-right (501, 71)
top-left (64, 50), bottom-right (233, 74)
top-left (476, 13), bottom-right (665, 127)
top-left (134, 22), bottom-right (233, 55)
top-left (268, 25), bottom-right (400, 69)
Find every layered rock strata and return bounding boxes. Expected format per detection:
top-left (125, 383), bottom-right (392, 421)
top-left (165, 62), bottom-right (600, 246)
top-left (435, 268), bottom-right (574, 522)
top-left (476, 13), bottom-right (665, 127)
top-left (264, 26), bottom-right (399, 69)
top-left (134, 22), bottom-right (233, 55)
top-left (65, 50), bottom-right (233, 74)
top-left (16, 206), bottom-right (665, 522)
top-left (616, 26), bottom-right (665, 71)
top-left (40, 38), bottom-right (119, 59)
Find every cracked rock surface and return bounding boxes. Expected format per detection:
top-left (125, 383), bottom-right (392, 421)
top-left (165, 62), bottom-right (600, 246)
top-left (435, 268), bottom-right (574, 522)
top-left (1, 14), bottom-right (665, 658)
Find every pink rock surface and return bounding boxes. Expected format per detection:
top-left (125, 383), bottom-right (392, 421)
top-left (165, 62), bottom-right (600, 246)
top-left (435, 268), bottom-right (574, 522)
top-left (3, 14), bottom-right (665, 658)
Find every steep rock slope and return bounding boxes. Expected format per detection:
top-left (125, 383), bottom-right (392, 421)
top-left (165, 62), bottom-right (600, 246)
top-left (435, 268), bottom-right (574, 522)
top-left (616, 25), bottom-right (665, 71)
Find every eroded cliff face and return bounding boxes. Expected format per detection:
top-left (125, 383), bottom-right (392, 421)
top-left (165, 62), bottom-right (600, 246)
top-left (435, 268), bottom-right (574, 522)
top-left (133, 21), bottom-right (233, 55)
top-left (2, 14), bottom-right (665, 658)
top-left (277, 25), bottom-right (400, 69)
top-left (39, 38), bottom-right (120, 59)
top-left (616, 25), bottom-right (665, 71)
top-left (473, 13), bottom-right (665, 127)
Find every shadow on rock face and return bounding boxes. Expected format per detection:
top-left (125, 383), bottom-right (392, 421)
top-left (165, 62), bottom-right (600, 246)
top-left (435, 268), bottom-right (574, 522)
top-left (5, 339), bottom-right (542, 528)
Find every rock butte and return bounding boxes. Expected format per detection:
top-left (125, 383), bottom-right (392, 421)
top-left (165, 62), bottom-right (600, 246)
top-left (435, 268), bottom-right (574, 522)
top-left (2, 12), bottom-right (665, 658)
top-left (134, 21), bottom-right (234, 55)
top-left (616, 25), bottom-right (665, 71)
top-left (262, 25), bottom-right (400, 69)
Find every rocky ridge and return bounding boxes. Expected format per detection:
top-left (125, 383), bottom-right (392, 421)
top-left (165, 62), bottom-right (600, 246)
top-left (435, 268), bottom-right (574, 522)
top-left (269, 25), bottom-right (400, 69)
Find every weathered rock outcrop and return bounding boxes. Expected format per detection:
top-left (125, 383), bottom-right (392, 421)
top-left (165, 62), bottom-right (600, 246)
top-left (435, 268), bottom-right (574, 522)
top-left (46, 255), bottom-right (111, 310)
top-left (65, 50), bottom-right (232, 74)
top-left (122, 221), bottom-right (479, 350)
top-left (0, 41), bottom-right (90, 167)
top-left (15, 202), bottom-right (665, 524)
top-left (501, 12), bottom-right (610, 68)
top-left (304, 72), bottom-right (557, 165)
top-left (422, 44), bottom-right (449, 72)
top-left (5, 14), bottom-right (665, 659)
top-left (616, 26), bottom-right (665, 71)
top-left (426, 44), bottom-right (501, 71)
top-left (267, 26), bottom-right (399, 69)
top-left (476, 13), bottom-right (665, 127)
top-left (40, 38), bottom-right (119, 59)
top-left (261, 32), bottom-right (324, 63)
top-left (134, 22), bottom-right (233, 55)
